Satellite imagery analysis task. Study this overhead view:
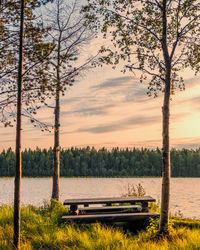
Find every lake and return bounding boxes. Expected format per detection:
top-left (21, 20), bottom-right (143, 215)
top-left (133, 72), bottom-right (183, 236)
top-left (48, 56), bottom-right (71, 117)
top-left (0, 177), bottom-right (199, 219)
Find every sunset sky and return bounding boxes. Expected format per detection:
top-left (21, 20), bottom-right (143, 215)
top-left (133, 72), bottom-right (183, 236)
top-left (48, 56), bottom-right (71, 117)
top-left (0, 59), bottom-right (200, 151)
top-left (1, 0), bottom-right (200, 152)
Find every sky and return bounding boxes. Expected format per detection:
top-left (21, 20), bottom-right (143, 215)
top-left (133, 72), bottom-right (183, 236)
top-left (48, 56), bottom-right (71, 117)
top-left (0, 60), bottom-right (200, 151)
top-left (1, 1), bottom-right (200, 151)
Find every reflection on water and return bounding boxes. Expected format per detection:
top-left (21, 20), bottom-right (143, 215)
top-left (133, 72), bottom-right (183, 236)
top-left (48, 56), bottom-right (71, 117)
top-left (0, 178), bottom-right (199, 219)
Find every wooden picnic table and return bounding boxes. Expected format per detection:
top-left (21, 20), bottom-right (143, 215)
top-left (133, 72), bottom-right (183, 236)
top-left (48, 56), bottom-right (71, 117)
top-left (63, 196), bottom-right (158, 221)
top-left (63, 196), bottom-right (156, 213)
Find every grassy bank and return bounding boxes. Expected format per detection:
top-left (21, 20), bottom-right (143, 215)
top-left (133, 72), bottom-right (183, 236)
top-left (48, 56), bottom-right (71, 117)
top-left (0, 201), bottom-right (200, 249)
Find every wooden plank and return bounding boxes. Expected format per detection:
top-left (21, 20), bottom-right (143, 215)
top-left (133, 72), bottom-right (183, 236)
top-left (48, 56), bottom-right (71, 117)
top-left (62, 212), bottom-right (160, 223)
top-left (78, 205), bottom-right (142, 214)
top-left (64, 196), bottom-right (156, 206)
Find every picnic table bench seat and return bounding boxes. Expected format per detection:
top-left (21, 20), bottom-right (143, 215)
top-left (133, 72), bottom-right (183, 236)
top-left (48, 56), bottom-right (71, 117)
top-left (77, 205), bottom-right (142, 214)
top-left (62, 212), bottom-right (159, 223)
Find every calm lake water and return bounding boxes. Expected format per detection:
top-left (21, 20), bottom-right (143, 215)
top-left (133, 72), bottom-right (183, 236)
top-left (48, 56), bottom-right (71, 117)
top-left (0, 178), bottom-right (199, 219)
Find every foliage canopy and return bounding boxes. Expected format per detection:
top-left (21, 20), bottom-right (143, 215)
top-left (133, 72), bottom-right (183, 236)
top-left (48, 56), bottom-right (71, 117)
top-left (83, 0), bottom-right (200, 96)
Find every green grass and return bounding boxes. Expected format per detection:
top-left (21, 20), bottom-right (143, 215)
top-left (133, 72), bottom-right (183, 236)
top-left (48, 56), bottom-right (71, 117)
top-left (0, 201), bottom-right (200, 249)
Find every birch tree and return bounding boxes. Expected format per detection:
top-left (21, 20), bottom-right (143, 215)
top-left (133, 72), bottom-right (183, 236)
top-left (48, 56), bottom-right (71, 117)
top-left (14, 1), bottom-right (25, 247)
top-left (42, 0), bottom-right (94, 200)
top-left (83, 0), bottom-right (200, 233)
top-left (1, 1), bottom-right (53, 248)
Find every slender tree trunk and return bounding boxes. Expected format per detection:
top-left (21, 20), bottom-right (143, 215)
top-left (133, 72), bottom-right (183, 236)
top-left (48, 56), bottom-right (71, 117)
top-left (159, 0), bottom-right (171, 234)
top-left (14, 0), bottom-right (25, 248)
top-left (159, 71), bottom-right (171, 233)
top-left (52, 48), bottom-right (61, 200)
top-left (52, 23), bottom-right (62, 201)
top-left (52, 86), bottom-right (60, 200)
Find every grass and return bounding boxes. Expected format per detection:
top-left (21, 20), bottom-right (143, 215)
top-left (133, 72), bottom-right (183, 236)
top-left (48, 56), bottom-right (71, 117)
top-left (0, 200), bottom-right (200, 249)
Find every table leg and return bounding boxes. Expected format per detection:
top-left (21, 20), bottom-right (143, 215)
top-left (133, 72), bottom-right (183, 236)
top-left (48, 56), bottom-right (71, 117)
top-left (141, 202), bottom-right (148, 212)
top-left (70, 204), bottom-right (78, 215)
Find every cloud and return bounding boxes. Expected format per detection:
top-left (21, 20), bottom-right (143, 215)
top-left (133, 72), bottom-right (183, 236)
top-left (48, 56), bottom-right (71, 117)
top-left (122, 76), bottom-right (200, 105)
top-left (75, 115), bottom-right (160, 134)
top-left (192, 96), bottom-right (200, 104)
top-left (184, 77), bottom-right (200, 88)
top-left (92, 76), bottom-right (135, 90)
top-left (171, 112), bottom-right (190, 121)
top-left (0, 131), bottom-right (14, 137)
top-left (123, 87), bottom-right (150, 103)
top-left (171, 136), bottom-right (200, 149)
top-left (61, 97), bottom-right (83, 105)
top-left (61, 104), bottom-right (114, 116)
top-left (0, 139), bottom-right (15, 143)
top-left (113, 136), bottom-right (200, 149)
top-left (174, 94), bottom-right (200, 108)
top-left (184, 96), bottom-right (200, 106)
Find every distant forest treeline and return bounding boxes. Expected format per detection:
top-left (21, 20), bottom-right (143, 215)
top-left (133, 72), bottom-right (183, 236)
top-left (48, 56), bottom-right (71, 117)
top-left (0, 147), bottom-right (200, 177)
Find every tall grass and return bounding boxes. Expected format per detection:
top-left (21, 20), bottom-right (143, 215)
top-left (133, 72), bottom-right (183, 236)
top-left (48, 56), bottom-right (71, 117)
top-left (121, 183), bottom-right (146, 197)
top-left (0, 200), bottom-right (200, 249)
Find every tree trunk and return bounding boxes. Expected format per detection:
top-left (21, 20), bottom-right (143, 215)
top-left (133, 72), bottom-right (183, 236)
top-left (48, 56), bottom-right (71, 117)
top-left (52, 89), bottom-right (60, 200)
top-left (52, 60), bottom-right (61, 200)
top-left (159, 0), bottom-right (171, 234)
top-left (14, 0), bottom-right (25, 248)
top-left (52, 27), bottom-right (62, 201)
top-left (159, 72), bottom-right (171, 234)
